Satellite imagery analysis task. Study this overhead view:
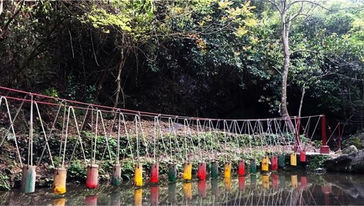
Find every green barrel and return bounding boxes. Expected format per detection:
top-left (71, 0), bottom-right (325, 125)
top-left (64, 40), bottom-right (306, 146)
top-left (21, 165), bottom-right (36, 193)
top-left (111, 164), bottom-right (121, 186)
top-left (168, 164), bottom-right (177, 182)
top-left (278, 154), bottom-right (285, 168)
top-left (210, 161), bottom-right (219, 179)
top-left (250, 159), bottom-right (257, 173)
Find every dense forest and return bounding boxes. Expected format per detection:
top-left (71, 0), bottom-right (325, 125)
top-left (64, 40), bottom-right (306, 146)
top-left (0, 0), bottom-right (363, 131)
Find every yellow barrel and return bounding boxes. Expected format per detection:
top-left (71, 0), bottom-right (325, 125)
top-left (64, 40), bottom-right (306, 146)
top-left (134, 163), bottom-right (143, 187)
top-left (53, 168), bottom-right (67, 194)
top-left (183, 162), bottom-right (192, 181)
top-left (291, 175), bottom-right (298, 187)
top-left (262, 175), bottom-right (270, 189)
top-left (134, 189), bottom-right (143, 206)
top-left (52, 198), bottom-right (66, 206)
top-left (183, 182), bottom-right (192, 200)
top-left (290, 153), bottom-right (297, 166)
top-left (261, 157), bottom-right (269, 172)
top-left (224, 162), bottom-right (232, 179)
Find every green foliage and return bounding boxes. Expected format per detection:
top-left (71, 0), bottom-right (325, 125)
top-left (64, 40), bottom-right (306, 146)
top-left (0, 174), bottom-right (10, 191)
top-left (309, 155), bottom-right (329, 170)
top-left (68, 160), bottom-right (87, 182)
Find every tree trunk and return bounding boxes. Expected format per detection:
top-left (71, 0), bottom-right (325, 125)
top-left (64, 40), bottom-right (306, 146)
top-left (114, 50), bottom-right (126, 108)
top-left (280, 2), bottom-right (294, 132)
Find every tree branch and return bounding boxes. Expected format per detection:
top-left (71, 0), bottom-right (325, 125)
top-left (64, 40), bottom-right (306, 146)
top-left (268, 0), bottom-right (282, 14)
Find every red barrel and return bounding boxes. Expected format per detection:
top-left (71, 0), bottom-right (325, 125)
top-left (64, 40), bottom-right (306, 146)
top-left (150, 162), bottom-right (159, 184)
top-left (300, 150), bottom-right (307, 162)
top-left (238, 176), bottom-right (245, 191)
top-left (238, 160), bottom-right (245, 176)
top-left (198, 180), bottom-right (207, 197)
top-left (271, 156), bottom-right (278, 171)
top-left (197, 162), bottom-right (207, 181)
top-left (86, 164), bottom-right (99, 189)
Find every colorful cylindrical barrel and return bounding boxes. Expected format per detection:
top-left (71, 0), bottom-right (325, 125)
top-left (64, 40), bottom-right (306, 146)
top-left (168, 164), bottom-right (177, 182)
top-left (53, 167), bottom-right (67, 194)
top-left (238, 160), bottom-right (245, 176)
top-left (278, 154), bottom-right (285, 168)
top-left (183, 182), bottom-right (192, 200)
top-left (134, 189), bottom-right (143, 206)
top-left (211, 161), bottom-right (219, 179)
top-left (290, 153), bottom-right (297, 166)
top-left (111, 164), bottom-right (121, 186)
top-left (271, 156), bottom-right (278, 171)
top-left (150, 162), bottom-right (159, 184)
top-left (300, 150), bottom-right (306, 162)
top-left (86, 164), bottom-right (99, 189)
top-left (224, 162), bottom-right (232, 179)
top-left (261, 157), bottom-right (269, 172)
top-left (183, 162), bottom-right (192, 181)
top-left (262, 174), bottom-right (270, 189)
top-left (238, 176), bottom-right (245, 191)
top-left (291, 175), bottom-right (298, 187)
top-left (134, 163), bottom-right (143, 187)
top-left (85, 195), bottom-right (98, 206)
top-left (250, 159), bottom-right (257, 173)
top-left (150, 186), bottom-right (159, 206)
top-left (21, 165), bottom-right (36, 193)
top-left (197, 162), bottom-right (207, 181)
top-left (198, 180), bottom-right (207, 197)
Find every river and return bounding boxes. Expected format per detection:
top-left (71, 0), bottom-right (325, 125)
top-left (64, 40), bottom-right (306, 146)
top-left (1, 172), bottom-right (364, 205)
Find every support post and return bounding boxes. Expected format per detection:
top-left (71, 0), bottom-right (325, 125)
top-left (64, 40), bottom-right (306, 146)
top-left (294, 116), bottom-right (301, 152)
top-left (338, 122), bottom-right (341, 151)
top-left (320, 115), bottom-right (330, 154)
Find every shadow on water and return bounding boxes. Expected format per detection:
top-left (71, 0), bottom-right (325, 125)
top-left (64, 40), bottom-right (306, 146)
top-left (1, 172), bottom-right (364, 205)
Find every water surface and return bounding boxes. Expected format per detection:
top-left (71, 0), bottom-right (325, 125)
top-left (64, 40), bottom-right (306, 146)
top-left (1, 172), bottom-right (364, 205)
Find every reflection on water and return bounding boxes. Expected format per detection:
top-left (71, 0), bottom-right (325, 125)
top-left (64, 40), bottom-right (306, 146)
top-left (1, 172), bottom-right (364, 205)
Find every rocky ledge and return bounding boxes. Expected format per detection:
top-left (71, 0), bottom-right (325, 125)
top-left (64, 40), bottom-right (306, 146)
top-left (324, 145), bottom-right (364, 173)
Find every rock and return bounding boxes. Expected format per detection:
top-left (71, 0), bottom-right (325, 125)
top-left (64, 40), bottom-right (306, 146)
top-left (342, 145), bottom-right (358, 155)
top-left (324, 149), bottom-right (364, 173)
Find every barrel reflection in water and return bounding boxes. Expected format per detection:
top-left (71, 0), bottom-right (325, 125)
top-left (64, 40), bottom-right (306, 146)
top-left (150, 186), bottom-right (159, 206)
top-left (168, 183), bottom-right (177, 204)
top-left (134, 189), bottom-right (143, 206)
top-left (198, 180), bottom-right (207, 198)
top-left (52, 198), bottom-right (66, 206)
top-left (262, 174), bottom-right (270, 189)
top-left (85, 195), bottom-right (98, 206)
top-left (211, 179), bottom-right (219, 197)
top-left (291, 175), bottom-right (298, 187)
top-left (110, 192), bottom-right (120, 206)
top-left (272, 173), bottom-right (279, 188)
top-left (183, 182), bottom-right (192, 200)
top-left (224, 177), bottom-right (232, 192)
top-left (238, 176), bottom-right (245, 191)
top-left (250, 174), bottom-right (257, 187)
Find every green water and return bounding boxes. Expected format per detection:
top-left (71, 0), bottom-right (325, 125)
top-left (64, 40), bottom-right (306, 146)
top-left (1, 172), bottom-right (364, 205)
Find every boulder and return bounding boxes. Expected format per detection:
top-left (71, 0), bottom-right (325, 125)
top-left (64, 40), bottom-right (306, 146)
top-left (324, 149), bottom-right (364, 173)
